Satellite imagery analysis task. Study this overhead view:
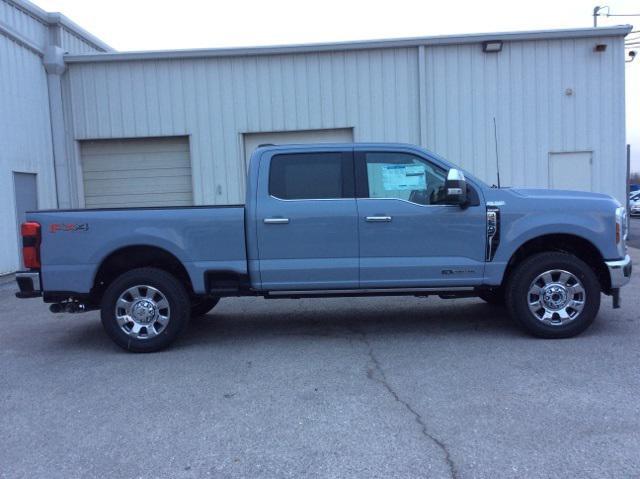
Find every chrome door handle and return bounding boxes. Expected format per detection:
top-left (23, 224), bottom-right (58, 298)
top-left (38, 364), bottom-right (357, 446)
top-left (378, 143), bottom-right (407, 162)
top-left (263, 217), bottom-right (290, 224)
top-left (365, 216), bottom-right (392, 222)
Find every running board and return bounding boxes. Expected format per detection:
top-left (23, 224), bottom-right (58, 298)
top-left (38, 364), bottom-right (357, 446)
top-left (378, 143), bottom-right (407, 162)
top-left (264, 286), bottom-right (475, 299)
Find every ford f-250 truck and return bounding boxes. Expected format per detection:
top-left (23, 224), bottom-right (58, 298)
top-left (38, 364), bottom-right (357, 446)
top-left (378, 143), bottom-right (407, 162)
top-left (16, 143), bottom-right (632, 352)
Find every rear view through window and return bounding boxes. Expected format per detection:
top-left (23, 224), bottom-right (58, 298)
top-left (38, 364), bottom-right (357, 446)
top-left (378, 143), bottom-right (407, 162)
top-left (269, 153), bottom-right (353, 200)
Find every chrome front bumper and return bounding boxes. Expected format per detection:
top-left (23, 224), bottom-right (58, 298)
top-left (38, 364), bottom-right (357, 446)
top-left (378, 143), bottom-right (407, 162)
top-left (15, 271), bottom-right (42, 299)
top-left (605, 255), bottom-right (632, 289)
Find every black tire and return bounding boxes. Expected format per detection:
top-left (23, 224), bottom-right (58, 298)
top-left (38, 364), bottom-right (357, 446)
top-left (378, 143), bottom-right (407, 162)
top-left (100, 267), bottom-right (190, 352)
top-left (478, 288), bottom-right (505, 306)
top-left (505, 252), bottom-right (601, 339)
top-left (190, 297), bottom-right (220, 318)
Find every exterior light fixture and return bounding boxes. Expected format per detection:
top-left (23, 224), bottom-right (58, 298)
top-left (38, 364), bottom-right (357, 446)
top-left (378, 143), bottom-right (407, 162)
top-left (594, 44), bottom-right (608, 52)
top-left (482, 40), bottom-right (503, 53)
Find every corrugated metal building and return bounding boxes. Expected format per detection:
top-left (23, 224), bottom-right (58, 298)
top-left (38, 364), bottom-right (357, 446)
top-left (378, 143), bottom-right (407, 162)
top-left (0, 0), bottom-right (111, 273)
top-left (0, 0), bottom-right (631, 273)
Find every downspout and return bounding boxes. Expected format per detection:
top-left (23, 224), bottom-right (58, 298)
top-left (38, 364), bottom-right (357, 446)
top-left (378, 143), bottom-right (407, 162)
top-left (417, 45), bottom-right (428, 148)
top-left (43, 43), bottom-right (69, 209)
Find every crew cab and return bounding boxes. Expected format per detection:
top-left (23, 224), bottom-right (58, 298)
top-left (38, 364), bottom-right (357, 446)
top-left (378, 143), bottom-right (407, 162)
top-left (16, 143), bottom-right (632, 352)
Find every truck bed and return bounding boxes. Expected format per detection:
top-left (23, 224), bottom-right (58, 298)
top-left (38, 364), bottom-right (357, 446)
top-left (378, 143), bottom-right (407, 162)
top-left (27, 205), bottom-right (247, 294)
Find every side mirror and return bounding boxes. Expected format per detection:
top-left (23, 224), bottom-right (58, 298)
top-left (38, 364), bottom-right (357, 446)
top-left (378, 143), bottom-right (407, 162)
top-left (445, 169), bottom-right (467, 206)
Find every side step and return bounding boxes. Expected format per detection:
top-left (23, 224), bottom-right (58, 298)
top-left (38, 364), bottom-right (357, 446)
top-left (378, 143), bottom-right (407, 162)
top-left (264, 287), bottom-right (476, 299)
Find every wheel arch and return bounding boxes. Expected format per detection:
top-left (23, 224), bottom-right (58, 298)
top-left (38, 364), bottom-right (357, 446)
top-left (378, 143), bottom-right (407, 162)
top-left (91, 244), bottom-right (195, 304)
top-left (502, 233), bottom-right (611, 293)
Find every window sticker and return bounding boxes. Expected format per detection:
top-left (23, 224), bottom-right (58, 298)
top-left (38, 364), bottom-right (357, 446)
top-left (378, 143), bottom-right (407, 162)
top-left (381, 164), bottom-right (426, 191)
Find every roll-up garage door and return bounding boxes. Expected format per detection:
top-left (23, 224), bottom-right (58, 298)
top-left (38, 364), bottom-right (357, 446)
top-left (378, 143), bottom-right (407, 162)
top-left (80, 137), bottom-right (193, 208)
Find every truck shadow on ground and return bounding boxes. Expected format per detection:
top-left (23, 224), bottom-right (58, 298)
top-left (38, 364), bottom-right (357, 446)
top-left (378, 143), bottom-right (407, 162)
top-left (186, 303), bottom-right (520, 344)
top-left (48, 298), bottom-right (527, 352)
top-left (50, 297), bottom-right (553, 352)
top-left (178, 299), bottom-right (525, 351)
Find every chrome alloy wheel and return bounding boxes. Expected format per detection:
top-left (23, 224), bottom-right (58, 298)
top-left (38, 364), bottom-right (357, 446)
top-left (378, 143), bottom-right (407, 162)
top-left (527, 270), bottom-right (585, 326)
top-left (115, 285), bottom-right (170, 339)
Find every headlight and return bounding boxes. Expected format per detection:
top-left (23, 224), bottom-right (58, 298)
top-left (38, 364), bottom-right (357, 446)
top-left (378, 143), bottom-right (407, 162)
top-left (615, 206), bottom-right (628, 245)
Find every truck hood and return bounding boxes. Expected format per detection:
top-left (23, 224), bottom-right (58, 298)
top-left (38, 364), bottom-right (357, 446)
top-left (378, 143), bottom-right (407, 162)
top-left (507, 188), bottom-right (615, 202)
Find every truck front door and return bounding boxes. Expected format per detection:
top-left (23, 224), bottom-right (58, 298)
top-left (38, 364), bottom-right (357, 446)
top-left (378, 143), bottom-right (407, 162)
top-left (256, 148), bottom-right (358, 290)
top-left (355, 148), bottom-right (486, 288)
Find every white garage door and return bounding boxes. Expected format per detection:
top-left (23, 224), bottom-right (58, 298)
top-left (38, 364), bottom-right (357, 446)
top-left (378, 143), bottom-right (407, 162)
top-left (81, 137), bottom-right (193, 208)
top-left (243, 128), bottom-right (354, 166)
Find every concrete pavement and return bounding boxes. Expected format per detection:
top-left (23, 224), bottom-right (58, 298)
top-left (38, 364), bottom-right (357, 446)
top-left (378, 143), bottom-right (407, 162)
top-left (1, 249), bottom-right (639, 478)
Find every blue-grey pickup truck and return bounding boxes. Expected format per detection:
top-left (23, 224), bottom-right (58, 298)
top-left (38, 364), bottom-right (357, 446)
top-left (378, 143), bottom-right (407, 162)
top-left (16, 143), bottom-right (632, 352)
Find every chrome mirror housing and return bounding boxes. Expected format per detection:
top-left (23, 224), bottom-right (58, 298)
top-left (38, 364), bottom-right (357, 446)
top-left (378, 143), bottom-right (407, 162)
top-left (445, 169), bottom-right (467, 206)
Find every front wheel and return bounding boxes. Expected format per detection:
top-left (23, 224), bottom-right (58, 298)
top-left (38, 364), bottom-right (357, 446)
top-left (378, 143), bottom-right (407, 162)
top-left (505, 252), bottom-right (601, 338)
top-left (101, 267), bottom-right (191, 352)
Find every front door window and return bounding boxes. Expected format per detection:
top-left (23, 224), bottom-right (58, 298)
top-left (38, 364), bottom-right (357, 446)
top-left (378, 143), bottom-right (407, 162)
top-left (363, 152), bottom-right (446, 205)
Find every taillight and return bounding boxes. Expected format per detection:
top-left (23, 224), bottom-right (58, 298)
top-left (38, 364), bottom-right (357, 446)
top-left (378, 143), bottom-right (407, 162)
top-left (21, 221), bottom-right (41, 269)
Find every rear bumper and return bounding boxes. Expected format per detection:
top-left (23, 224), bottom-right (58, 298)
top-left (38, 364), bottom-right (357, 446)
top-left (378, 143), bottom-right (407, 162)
top-left (15, 271), bottom-right (42, 298)
top-left (605, 255), bottom-right (632, 289)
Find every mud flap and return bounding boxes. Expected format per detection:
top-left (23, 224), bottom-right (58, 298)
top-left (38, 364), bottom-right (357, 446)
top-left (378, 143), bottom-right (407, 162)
top-left (612, 288), bottom-right (621, 309)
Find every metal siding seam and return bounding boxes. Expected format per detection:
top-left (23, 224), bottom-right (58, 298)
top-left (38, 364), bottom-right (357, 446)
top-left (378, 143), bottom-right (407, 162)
top-left (281, 55), bottom-right (294, 131)
top-left (273, 56), bottom-right (285, 130)
top-left (209, 59), bottom-right (227, 203)
top-left (221, 59), bottom-right (238, 202)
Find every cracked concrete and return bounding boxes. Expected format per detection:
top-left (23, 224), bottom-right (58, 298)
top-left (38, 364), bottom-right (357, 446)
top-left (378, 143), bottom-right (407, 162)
top-left (354, 327), bottom-right (459, 479)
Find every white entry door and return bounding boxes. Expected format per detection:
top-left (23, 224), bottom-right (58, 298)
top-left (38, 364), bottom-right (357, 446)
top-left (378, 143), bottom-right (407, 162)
top-left (548, 152), bottom-right (592, 192)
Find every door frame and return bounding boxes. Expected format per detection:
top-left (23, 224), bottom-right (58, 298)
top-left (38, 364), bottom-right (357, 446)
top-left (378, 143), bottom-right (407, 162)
top-left (12, 171), bottom-right (38, 269)
top-left (253, 146), bottom-right (359, 290)
top-left (352, 145), bottom-right (487, 288)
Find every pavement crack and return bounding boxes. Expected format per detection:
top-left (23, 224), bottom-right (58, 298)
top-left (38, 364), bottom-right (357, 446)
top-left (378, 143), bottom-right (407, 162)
top-left (350, 327), bottom-right (459, 479)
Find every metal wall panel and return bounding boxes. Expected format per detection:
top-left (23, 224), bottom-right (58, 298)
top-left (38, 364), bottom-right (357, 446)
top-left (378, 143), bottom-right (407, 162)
top-left (0, 34), bottom-right (56, 273)
top-left (59, 25), bottom-right (103, 54)
top-left (65, 48), bottom-right (421, 205)
top-left (62, 33), bottom-right (627, 208)
top-left (0, 0), bottom-right (47, 48)
top-left (0, 0), bottom-right (106, 54)
top-left (423, 36), bottom-right (627, 202)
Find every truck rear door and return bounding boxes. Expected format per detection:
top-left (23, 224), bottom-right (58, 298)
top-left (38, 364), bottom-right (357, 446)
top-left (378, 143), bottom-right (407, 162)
top-left (255, 147), bottom-right (358, 290)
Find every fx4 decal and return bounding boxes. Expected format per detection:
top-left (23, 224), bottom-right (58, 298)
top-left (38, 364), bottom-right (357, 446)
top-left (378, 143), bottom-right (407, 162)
top-left (49, 223), bottom-right (89, 233)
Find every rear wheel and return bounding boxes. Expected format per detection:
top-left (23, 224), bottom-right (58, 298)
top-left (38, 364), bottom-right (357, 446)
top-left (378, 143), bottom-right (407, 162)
top-left (190, 297), bottom-right (220, 318)
top-left (100, 267), bottom-right (190, 352)
top-left (505, 252), bottom-right (600, 338)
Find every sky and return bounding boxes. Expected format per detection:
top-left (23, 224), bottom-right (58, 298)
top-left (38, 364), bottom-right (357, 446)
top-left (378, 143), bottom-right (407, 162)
top-left (33, 0), bottom-right (640, 173)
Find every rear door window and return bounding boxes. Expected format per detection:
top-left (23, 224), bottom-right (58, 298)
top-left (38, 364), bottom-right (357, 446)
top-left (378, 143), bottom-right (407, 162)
top-left (269, 152), bottom-right (354, 200)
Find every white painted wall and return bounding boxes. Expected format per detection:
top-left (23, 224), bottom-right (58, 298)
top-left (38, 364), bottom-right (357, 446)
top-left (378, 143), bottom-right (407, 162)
top-left (0, 0), bottom-right (48, 48)
top-left (64, 47), bottom-right (420, 206)
top-left (423, 37), bottom-right (627, 202)
top-left (0, 0), bottom-right (110, 273)
top-left (0, 34), bottom-right (57, 274)
top-left (60, 30), bottom-right (629, 210)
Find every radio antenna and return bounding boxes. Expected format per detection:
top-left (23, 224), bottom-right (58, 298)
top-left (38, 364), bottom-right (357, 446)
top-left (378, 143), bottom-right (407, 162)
top-left (493, 117), bottom-right (501, 188)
